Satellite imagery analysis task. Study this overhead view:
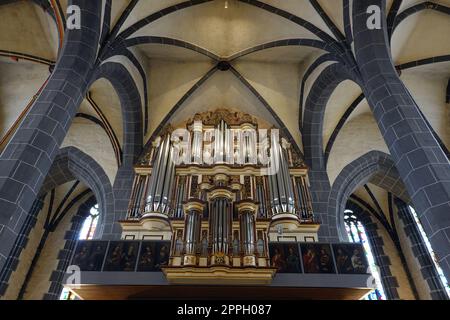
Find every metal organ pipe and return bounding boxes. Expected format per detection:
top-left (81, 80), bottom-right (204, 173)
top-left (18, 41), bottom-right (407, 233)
top-left (145, 134), bottom-right (176, 214)
top-left (182, 201), bottom-right (204, 266)
top-left (209, 192), bottom-right (233, 260)
top-left (174, 177), bottom-right (186, 218)
top-left (268, 135), bottom-right (295, 215)
top-left (191, 120), bottom-right (203, 164)
top-left (236, 202), bottom-right (258, 266)
top-left (240, 211), bottom-right (255, 255)
top-left (184, 211), bottom-right (201, 254)
top-left (214, 120), bottom-right (228, 164)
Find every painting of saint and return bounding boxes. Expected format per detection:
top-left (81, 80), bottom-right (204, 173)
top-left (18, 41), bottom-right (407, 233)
top-left (155, 242), bottom-right (170, 270)
top-left (137, 242), bottom-right (156, 271)
top-left (85, 242), bottom-right (107, 271)
top-left (334, 247), bottom-right (353, 273)
top-left (270, 246), bottom-right (286, 272)
top-left (351, 246), bottom-right (368, 273)
top-left (268, 243), bottom-right (302, 273)
top-left (318, 245), bottom-right (334, 273)
top-left (103, 241), bottom-right (139, 271)
top-left (72, 241), bottom-right (107, 271)
top-left (333, 244), bottom-right (369, 274)
top-left (285, 245), bottom-right (301, 273)
top-left (72, 243), bottom-right (89, 270)
top-left (123, 243), bottom-right (138, 271)
top-left (301, 245), bottom-right (319, 273)
top-left (301, 243), bottom-right (335, 273)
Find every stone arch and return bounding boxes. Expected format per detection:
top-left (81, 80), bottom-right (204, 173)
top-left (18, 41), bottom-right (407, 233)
top-left (40, 146), bottom-right (114, 234)
top-left (90, 61), bottom-right (143, 165)
top-left (328, 151), bottom-right (410, 241)
top-left (302, 63), bottom-right (360, 169)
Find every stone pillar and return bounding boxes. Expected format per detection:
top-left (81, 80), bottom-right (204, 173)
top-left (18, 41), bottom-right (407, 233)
top-left (395, 198), bottom-right (449, 300)
top-left (236, 201), bottom-right (258, 267)
top-left (0, 1), bottom-right (102, 275)
top-left (352, 0), bottom-right (450, 279)
top-left (182, 200), bottom-right (204, 266)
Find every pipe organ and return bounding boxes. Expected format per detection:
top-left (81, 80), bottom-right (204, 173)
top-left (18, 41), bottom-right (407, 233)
top-left (120, 109), bottom-right (319, 284)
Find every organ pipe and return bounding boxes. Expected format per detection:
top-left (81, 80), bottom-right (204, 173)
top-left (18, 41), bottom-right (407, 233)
top-left (268, 134), bottom-right (295, 216)
top-left (191, 120), bottom-right (203, 164)
top-left (209, 190), bottom-right (233, 259)
top-left (236, 201), bottom-right (258, 266)
top-left (146, 134), bottom-right (176, 214)
top-left (183, 201), bottom-right (204, 265)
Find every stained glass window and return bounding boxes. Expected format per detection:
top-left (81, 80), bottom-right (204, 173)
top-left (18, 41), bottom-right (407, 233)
top-left (60, 204), bottom-right (100, 300)
top-left (344, 210), bottom-right (386, 300)
top-left (78, 204), bottom-right (100, 240)
top-left (408, 206), bottom-right (450, 298)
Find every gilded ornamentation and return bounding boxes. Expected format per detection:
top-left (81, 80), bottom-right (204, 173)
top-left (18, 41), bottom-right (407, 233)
top-left (188, 109), bottom-right (258, 126)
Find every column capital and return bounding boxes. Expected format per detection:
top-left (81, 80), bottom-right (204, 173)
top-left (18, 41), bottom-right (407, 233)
top-left (183, 199), bottom-right (206, 213)
top-left (207, 188), bottom-right (234, 201)
top-left (235, 200), bottom-right (258, 215)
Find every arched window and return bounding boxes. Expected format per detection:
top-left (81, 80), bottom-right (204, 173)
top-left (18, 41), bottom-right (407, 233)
top-left (60, 204), bottom-right (100, 300)
top-left (344, 210), bottom-right (386, 300)
top-left (78, 204), bottom-right (100, 240)
top-left (408, 206), bottom-right (450, 297)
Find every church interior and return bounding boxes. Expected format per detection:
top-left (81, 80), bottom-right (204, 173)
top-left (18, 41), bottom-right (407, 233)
top-left (0, 0), bottom-right (449, 300)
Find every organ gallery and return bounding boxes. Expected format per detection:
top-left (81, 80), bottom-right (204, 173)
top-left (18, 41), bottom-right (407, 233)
top-left (65, 110), bottom-right (373, 299)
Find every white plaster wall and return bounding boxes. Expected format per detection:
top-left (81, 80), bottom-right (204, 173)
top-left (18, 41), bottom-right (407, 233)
top-left (89, 79), bottom-right (124, 148)
top-left (327, 104), bottom-right (389, 185)
top-left (401, 68), bottom-right (450, 150)
top-left (164, 71), bottom-right (279, 133)
top-left (233, 61), bottom-right (303, 149)
top-left (62, 118), bottom-right (118, 185)
top-left (146, 59), bottom-right (215, 138)
top-left (0, 2), bottom-right (56, 60)
top-left (392, 10), bottom-right (450, 64)
top-left (132, 0), bottom-right (320, 58)
top-left (0, 61), bottom-right (49, 140)
top-left (322, 81), bottom-right (363, 149)
top-left (352, 184), bottom-right (391, 224)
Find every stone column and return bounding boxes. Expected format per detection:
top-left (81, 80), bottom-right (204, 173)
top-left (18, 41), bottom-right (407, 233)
top-left (182, 200), bottom-right (204, 266)
top-left (236, 201), bottom-right (258, 267)
top-left (0, 1), bottom-right (102, 275)
top-left (352, 0), bottom-right (450, 279)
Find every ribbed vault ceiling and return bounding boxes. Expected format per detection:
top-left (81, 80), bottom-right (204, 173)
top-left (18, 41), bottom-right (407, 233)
top-left (0, 0), bottom-right (449, 179)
